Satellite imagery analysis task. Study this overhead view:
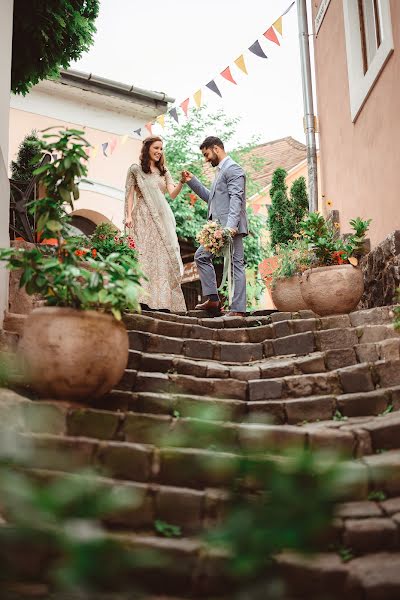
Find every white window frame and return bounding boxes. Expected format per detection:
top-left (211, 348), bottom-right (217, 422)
top-left (343, 0), bottom-right (394, 122)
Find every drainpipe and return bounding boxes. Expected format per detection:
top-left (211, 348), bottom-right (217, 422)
top-left (297, 0), bottom-right (318, 212)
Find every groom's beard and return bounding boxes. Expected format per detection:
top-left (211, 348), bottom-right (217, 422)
top-left (209, 152), bottom-right (219, 167)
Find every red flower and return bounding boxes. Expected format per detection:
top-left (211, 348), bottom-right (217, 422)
top-left (332, 250), bottom-right (346, 265)
top-left (189, 193), bottom-right (197, 206)
top-left (92, 248), bottom-right (97, 258)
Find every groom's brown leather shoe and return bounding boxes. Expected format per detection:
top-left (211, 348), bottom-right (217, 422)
top-left (195, 299), bottom-right (222, 316)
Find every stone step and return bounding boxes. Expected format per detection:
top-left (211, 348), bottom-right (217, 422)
top-left (13, 431), bottom-right (371, 498)
top-left (117, 361), bottom-right (400, 404)
top-left (125, 309), bottom-right (398, 346)
top-left (128, 349), bottom-right (328, 379)
top-left (129, 305), bottom-right (397, 331)
top-left (128, 326), bottom-right (400, 364)
top-left (3, 312), bottom-right (27, 335)
top-left (27, 468), bottom-right (230, 536)
top-left (278, 551), bottom-right (400, 599)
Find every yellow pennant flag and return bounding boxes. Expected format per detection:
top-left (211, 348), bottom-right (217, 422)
top-left (193, 89), bottom-right (202, 108)
top-left (273, 16), bottom-right (283, 36)
top-left (121, 134), bottom-right (129, 145)
top-left (234, 55), bottom-right (248, 75)
top-left (156, 114), bottom-right (165, 128)
top-left (92, 145), bottom-right (98, 158)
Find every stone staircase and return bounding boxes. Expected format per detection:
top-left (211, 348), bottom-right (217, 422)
top-left (2, 305), bottom-right (400, 598)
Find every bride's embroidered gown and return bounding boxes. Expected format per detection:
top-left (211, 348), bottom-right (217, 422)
top-left (125, 164), bottom-right (186, 312)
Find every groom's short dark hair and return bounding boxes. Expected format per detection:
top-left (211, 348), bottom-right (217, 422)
top-left (200, 136), bottom-right (224, 151)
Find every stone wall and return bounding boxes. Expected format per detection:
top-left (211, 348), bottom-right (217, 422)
top-left (359, 231), bottom-right (400, 309)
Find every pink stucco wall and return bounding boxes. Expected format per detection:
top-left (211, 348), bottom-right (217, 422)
top-left (312, 0), bottom-right (400, 247)
top-left (9, 109), bottom-right (143, 229)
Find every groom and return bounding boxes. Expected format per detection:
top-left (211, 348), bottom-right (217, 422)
top-left (182, 136), bottom-right (248, 317)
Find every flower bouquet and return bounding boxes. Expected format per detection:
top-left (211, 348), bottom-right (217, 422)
top-left (196, 221), bottom-right (233, 257)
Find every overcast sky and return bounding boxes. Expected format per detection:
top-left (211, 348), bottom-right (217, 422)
top-left (73, 0), bottom-right (310, 148)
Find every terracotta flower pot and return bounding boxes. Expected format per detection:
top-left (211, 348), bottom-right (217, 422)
top-left (300, 265), bottom-right (364, 316)
top-left (18, 307), bottom-right (128, 401)
top-left (271, 275), bottom-right (308, 312)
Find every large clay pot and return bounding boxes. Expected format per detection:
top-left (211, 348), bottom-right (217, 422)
top-left (18, 307), bottom-right (128, 401)
top-left (300, 265), bottom-right (364, 316)
top-left (271, 275), bottom-right (308, 312)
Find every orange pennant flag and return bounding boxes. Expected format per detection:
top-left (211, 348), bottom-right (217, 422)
top-left (273, 16), bottom-right (283, 36)
top-left (180, 98), bottom-right (190, 116)
top-left (145, 122), bottom-right (153, 135)
top-left (156, 115), bottom-right (165, 128)
top-left (193, 89), bottom-right (202, 108)
top-left (221, 66), bottom-right (237, 85)
top-left (264, 26), bottom-right (280, 45)
top-left (234, 55), bottom-right (248, 75)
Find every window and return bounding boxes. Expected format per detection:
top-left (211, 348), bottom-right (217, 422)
top-left (343, 0), bottom-right (393, 121)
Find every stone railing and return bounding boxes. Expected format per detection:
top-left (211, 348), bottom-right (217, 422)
top-left (359, 231), bottom-right (400, 309)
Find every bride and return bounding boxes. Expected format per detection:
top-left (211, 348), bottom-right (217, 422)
top-left (125, 136), bottom-right (187, 312)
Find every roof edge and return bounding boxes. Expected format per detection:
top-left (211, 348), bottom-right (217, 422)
top-left (59, 69), bottom-right (175, 106)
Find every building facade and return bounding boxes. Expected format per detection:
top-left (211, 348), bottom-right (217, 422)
top-left (312, 0), bottom-right (399, 247)
top-left (9, 69), bottom-right (173, 236)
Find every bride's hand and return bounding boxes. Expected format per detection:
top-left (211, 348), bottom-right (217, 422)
top-left (181, 170), bottom-right (192, 183)
top-left (125, 216), bottom-right (133, 228)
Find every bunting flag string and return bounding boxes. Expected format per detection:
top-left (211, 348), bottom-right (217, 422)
top-left (206, 79), bottom-right (222, 98)
top-left (234, 55), bottom-right (248, 75)
top-left (193, 89), bottom-right (202, 108)
top-left (86, 2), bottom-right (295, 158)
top-left (221, 66), bottom-right (237, 85)
top-left (264, 26), bottom-right (280, 46)
top-left (180, 98), bottom-right (190, 116)
top-left (248, 40), bottom-right (268, 59)
top-left (169, 107), bottom-right (179, 123)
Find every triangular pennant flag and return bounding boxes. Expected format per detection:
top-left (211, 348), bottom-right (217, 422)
top-left (206, 79), bottom-right (222, 98)
top-left (282, 1), bottom-right (295, 17)
top-left (234, 55), bottom-right (248, 75)
top-left (102, 142), bottom-right (109, 157)
top-left (92, 145), bottom-right (98, 158)
top-left (220, 67), bottom-right (237, 85)
top-left (145, 122), bottom-right (153, 135)
top-left (109, 138), bottom-right (117, 154)
top-left (193, 89), bottom-right (202, 108)
top-left (169, 107), bottom-right (179, 123)
top-left (180, 98), bottom-right (190, 117)
top-left (121, 134), bottom-right (129, 145)
top-left (264, 26), bottom-right (280, 45)
top-left (156, 115), bottom-right (165, 128)
top-left (133, 128), bottom-right (142, 137)
top-left (273, 16), bottom-right (283, 36)
top-left (248, 40), bottom-right (268, 59)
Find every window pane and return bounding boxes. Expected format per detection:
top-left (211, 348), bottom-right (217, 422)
top-left (362, 0), bottom-right (381, 67)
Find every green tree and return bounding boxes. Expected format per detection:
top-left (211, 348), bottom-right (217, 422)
top-left (268, 169), bottom-right (309, 250)
top-left (290, 176), bottom-right (309, 222)
top-left (268, 167), bottom-right (291, 249)
top-left (163, 106), bottom-right (267, 271)
top-left (12, 0), bottom-right (100, 95)
top-left (10, 130), bottom-right (42, 181)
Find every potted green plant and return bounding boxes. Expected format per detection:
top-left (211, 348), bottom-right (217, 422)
top-left (270, 238), bottom-right (311, 312)
top-left (0, 128), bottom-right (141, 402)
top-left (299, 213), bottom-right (371, 316)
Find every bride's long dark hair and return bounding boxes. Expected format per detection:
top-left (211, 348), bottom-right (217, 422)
top-left (140, 136), bottom-right (166, 176)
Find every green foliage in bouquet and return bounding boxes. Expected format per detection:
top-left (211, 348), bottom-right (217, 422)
top-left (0, 128), bottom-right (142, 320)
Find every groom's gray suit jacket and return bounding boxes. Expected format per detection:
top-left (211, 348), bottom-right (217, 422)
top-left (188, 156), bottom-right (248, 235)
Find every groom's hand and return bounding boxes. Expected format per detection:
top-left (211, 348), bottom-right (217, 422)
top-left (228, 227), bottom-right (238, 237)
top-left (181, 170), bottom-right (193, 183)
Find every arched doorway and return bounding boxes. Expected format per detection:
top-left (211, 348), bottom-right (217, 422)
top-left (69, 209), bottom-right (117, 236)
